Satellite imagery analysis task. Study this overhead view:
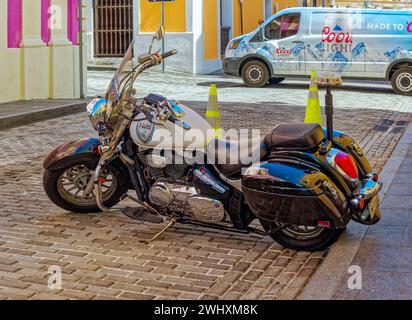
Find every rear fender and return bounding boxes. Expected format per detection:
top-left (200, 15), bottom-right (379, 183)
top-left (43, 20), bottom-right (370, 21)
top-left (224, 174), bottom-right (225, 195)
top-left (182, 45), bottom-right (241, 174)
top-left (43, 138), bottom-right (100, 170)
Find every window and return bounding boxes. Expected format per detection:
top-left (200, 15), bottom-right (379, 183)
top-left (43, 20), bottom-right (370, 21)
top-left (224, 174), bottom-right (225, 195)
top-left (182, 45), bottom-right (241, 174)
top-left (264, 13), bottom-right (300, 40)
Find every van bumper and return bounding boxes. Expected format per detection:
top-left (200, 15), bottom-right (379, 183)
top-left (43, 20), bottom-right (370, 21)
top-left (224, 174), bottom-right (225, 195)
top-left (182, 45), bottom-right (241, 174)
top-left (223, 57), bottom-right (240, 77)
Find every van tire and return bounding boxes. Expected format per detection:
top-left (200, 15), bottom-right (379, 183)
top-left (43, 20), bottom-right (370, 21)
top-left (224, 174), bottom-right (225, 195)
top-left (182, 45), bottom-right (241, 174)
top-left (241, 60), bottom-right (270, 88)
top-left (269, 77), bottom-right (285, 85)
top-left (391, 67), bottom-right (412, 95)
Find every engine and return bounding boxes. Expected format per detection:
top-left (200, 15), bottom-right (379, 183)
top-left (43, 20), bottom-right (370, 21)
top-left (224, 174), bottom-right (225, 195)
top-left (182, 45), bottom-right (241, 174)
top-left (137, 150), bottom-right (189, 179)
top-left (148, 179), bottom-right (226, 223)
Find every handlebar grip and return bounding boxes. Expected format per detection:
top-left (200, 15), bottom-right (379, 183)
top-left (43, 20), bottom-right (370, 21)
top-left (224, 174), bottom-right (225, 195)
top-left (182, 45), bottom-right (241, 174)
top-left (161, 49), bottom-right (177, 59)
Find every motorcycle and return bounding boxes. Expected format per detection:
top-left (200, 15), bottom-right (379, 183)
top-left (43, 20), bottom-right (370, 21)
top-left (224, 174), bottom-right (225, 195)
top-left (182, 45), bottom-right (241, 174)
top-left (43, 26), bottom-right (382, 251)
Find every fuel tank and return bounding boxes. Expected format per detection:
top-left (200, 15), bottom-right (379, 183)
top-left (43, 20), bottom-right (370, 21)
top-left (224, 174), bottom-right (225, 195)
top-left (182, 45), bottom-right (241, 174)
top-left (130, 103), bottom-right (214, 151)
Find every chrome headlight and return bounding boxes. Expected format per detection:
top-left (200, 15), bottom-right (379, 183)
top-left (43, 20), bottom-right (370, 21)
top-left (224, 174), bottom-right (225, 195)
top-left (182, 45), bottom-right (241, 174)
top-left (86, 98), bottom-right (107, 130)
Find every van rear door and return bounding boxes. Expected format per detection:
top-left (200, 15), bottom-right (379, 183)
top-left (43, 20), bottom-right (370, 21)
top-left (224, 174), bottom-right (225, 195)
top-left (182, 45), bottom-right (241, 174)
top-left (305, 10), bottom-right (366, 76)
top-left (363, 11), bottom-right (412, 77)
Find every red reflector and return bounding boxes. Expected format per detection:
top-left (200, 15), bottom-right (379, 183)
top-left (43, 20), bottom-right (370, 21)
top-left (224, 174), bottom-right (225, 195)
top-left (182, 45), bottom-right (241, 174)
top-left (335, 152), bottom-right (359, 180)
top-left (359, 197), bottom-right (365, 210)
top-left (317, 220), bottom-right (331, 228)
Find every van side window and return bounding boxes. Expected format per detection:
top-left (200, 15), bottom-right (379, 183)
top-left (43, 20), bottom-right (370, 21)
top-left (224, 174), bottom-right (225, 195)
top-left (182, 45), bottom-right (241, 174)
top-left (264, 13), bottom-right (300, 40)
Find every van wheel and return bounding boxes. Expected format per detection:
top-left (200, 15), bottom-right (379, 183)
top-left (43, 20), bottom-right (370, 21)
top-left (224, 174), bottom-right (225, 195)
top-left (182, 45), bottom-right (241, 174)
top-left (260, 220), bottom-right (345, 251)
top-left (391, 67), bottom-right (412, 95)
top-left (269, 77), bottom-right (285, 85)
top-left (241, 60), bottom-right (270, 88)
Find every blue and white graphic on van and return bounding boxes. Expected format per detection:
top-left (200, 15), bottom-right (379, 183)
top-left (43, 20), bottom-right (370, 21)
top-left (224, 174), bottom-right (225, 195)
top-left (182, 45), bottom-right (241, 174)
top-left (223, 7), bottom-right (412, 95)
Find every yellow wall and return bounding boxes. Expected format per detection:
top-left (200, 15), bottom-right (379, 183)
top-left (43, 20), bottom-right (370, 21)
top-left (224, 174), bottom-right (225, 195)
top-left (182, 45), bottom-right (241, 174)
top-left (0, 1), bottom-right (21, 102)
top-left (203, 0), bottom-right (219, 60)
top-left (273, 0), bottom-right (299, 13)
top-left (233, 0), bottom-right (264, 37)
top-left (139, 0), bottom-right (186, 32)
top-left (273, 0), bottom-right (332, 14)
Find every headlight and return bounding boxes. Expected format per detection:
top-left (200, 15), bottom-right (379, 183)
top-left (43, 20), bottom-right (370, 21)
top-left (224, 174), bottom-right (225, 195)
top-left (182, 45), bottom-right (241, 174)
top-left (86, 98), bottom-right (107, 130)
top-left (228, 39), bottom-right (241, 50)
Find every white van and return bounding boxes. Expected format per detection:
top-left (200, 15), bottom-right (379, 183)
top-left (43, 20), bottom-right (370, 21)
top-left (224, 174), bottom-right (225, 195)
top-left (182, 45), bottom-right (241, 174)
top-left (223, 7), bottom-right (412, 95)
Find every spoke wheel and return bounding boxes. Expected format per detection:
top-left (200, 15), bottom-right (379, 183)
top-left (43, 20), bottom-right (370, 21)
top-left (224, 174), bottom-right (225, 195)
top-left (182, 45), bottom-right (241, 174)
top-left (57, 165), bottom-right (117, 207)
top-left (43, 156), bottom-right (128, 213)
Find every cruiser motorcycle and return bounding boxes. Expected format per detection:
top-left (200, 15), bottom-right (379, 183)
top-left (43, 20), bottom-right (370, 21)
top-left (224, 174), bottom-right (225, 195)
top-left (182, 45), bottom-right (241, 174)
top-left (43, 26), bottom-right (382, 251)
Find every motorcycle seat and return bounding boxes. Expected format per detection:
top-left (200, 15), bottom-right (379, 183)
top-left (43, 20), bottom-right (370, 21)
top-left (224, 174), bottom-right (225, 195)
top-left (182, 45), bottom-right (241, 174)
top-left (207, 138), bottom-right (267, 179)
top-left (264, 123), bottom-right (325, 151)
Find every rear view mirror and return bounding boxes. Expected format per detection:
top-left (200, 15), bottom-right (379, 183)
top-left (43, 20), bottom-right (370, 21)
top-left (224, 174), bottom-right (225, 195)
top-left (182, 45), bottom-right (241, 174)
top-left (148, 25), bottom-right (165, 54)
top-left (154, 25), bottom-right (165, 41)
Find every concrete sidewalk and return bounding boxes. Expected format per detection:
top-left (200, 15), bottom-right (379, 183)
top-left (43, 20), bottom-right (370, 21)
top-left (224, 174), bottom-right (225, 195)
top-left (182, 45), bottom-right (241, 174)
top-left (300, 123), bottom-right (412, 300)
top-left (0, 99), bottom-right (86, 131)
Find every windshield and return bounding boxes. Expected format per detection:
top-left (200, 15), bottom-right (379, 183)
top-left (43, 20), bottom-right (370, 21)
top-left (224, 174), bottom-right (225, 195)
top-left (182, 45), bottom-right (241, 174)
top-left (104, 41), bottom-right (135, 123)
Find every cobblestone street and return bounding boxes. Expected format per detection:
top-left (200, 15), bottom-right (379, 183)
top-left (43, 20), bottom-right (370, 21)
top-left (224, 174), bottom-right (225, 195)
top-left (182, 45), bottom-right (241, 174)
top-left (0, 90), bottom-right (410, 300)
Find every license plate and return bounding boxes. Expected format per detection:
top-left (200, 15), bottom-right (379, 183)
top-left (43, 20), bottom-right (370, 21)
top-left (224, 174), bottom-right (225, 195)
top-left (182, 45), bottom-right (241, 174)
top-left (362, 195), bottom-right (381, 221)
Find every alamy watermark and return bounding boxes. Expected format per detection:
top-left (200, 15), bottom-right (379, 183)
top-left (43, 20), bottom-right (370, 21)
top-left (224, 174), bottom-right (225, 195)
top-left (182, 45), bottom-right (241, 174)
top-left (347, 265), bottom-right (362, 290)
top-left (48, 265), bottom-right (62, 290)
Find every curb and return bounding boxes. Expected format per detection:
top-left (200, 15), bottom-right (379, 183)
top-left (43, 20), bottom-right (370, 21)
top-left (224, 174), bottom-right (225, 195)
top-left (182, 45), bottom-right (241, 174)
top-left (0, 101), bottom-right (86, 131)
top-left (299, 122), bottom-right (412, 300)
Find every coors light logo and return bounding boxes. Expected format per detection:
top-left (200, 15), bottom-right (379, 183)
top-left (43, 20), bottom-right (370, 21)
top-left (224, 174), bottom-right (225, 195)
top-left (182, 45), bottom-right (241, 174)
top-left (322, 25), bottom-right (353, 53)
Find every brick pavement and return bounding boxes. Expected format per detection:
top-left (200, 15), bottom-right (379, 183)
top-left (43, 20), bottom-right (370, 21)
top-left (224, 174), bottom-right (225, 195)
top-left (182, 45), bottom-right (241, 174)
top-left (0, 102), bottom-right (411, 300)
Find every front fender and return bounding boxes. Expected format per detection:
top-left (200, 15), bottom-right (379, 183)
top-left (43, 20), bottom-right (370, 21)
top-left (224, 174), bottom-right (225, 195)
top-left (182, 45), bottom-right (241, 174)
top-left (43, 138), bottom-right (100, 170)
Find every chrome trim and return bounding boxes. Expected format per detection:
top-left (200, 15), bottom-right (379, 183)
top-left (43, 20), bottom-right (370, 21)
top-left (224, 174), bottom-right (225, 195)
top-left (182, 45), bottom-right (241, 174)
top-left (355, 178), bottom-right (381, 200)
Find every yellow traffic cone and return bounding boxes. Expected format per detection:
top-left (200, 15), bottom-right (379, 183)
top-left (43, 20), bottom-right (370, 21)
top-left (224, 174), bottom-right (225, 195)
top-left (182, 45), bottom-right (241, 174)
top-left (205, 84), bottom-right (222, 139)
top-left (304, 70), bottom-right (323, 126)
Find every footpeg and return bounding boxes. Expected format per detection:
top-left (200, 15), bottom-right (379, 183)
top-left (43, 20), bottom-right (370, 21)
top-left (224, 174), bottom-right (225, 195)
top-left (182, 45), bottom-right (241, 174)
top-left (121, 206), bottom-right (164, 224)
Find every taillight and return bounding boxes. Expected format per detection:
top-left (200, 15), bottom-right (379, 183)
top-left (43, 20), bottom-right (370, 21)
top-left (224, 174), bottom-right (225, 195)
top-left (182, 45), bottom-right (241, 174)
top-left (335, 152), bottom-right (359, 180)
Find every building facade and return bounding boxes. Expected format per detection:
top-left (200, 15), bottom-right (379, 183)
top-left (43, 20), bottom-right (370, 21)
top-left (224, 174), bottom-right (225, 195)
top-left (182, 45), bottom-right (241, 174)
top-left (0, 0), bottom-right (86, 103)
top-left (86, 0), bottom-right (331, 74)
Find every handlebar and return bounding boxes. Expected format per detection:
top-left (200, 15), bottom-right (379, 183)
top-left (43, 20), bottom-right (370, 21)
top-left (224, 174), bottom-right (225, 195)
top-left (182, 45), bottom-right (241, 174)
top-left (161, 49), bottom-right (177, 60)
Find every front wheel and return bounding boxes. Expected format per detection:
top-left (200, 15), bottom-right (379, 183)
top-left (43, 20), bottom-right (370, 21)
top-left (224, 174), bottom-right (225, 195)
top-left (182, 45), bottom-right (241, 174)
top-left (43, 161), bottom-right (128, 213)
top-left (241, 60), bottom-right (270, 88)
top-left (260, 220), bottom-right (345, 251)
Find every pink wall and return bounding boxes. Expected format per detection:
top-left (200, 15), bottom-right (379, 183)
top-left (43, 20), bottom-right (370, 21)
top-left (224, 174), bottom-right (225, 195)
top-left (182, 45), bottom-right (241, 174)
top-left (7, 0), bottom-right (22, 48)
top-left (67, 0), bottom-right (79, 45)
top-left (8, 0), bottom-right (79, 48)
top-left (41, 0), bottom-right (51, 44)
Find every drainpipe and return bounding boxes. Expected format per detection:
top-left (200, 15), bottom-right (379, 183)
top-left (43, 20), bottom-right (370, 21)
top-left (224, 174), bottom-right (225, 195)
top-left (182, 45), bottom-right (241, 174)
top-left (239, 0), bottom-right (244, 34)
top-left (79, 0), bottom-right (84, 99)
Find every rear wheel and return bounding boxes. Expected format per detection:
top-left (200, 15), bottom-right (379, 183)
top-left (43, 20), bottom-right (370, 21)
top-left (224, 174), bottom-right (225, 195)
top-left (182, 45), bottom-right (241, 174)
top-left (260, 220), bottom-right (345, 251)
top-left (391, 67), bottom-right (412, 95)
top-left (43, 161), bottom-right (128, 213)
top-left (241, 60), bottom-right (270, 88)
top-left (269, 77), bottom-right (285, 85)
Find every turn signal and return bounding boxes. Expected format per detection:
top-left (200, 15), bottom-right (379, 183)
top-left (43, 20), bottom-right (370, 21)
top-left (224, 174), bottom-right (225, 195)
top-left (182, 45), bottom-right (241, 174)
top-left (335, 152), bottom-right (359, 180)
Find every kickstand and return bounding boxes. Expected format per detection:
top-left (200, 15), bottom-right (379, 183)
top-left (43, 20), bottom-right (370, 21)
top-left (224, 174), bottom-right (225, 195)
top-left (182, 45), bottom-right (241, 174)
top-left (121, 193), bottom-right (160, 216)
top-left (139, 218), bottom-right (177, 245)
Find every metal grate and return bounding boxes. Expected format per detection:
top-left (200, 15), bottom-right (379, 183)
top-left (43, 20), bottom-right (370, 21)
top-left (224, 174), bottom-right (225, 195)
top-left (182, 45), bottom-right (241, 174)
top-left (93, 0), bottom-right (133, 57)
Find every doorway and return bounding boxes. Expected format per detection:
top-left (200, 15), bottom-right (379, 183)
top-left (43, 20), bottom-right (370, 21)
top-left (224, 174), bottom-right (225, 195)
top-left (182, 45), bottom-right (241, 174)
top-left (220, 0), bottom-right (232, 57)
top-left (93, 0), bottom-right (133, 57)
